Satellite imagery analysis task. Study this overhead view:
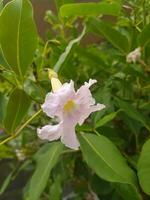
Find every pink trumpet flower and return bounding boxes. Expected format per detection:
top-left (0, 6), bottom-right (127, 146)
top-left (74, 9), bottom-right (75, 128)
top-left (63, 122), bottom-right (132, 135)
top-left (37, 78), bottom-right (105, 150)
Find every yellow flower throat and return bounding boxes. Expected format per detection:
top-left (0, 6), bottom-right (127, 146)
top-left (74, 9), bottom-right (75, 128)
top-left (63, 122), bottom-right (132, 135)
top-left (64, 100), bottom-right (76, 113)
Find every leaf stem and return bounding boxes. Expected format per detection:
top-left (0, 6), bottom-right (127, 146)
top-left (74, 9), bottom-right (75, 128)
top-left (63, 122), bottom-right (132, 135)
top-left (0, 109), bottom-right (42, 146)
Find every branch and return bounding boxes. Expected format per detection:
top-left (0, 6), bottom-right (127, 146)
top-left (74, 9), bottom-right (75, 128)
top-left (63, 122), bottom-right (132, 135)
top-left (0, 109), bottom-right (42, 146)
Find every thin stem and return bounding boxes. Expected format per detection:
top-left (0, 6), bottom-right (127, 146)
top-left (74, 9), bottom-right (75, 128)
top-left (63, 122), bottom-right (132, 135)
top-left (0, 109), bottom-right (42, 146)
top-left (142, 0), bottom-right (146, 26)
top-left (93, 130), bottom-right (100, 136)
top-left (62, 149), bottom-right (79, 154)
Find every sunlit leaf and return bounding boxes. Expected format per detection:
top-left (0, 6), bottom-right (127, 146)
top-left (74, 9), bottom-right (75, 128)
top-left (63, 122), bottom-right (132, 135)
top-left (60, 2), bottom-right (121, 18)
top-left (54, 0), bottom-right (74, 10)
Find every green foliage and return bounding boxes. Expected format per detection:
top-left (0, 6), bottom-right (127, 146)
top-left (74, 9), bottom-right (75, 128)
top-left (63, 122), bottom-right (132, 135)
top-left (78, 133), bottom-right (141, 199)
top-left (0, 0), bottom-right (3, 11)
top-left (138, 139), bottom-right (150, 195)
top-left (95, 111), bottom-right (120, 128)
top-left (88, 18), bottom-right (130, 54)
top-left (54, 25), bottom-right (86, 73)
top-left (0, 0), bottom-right (37, 80)
top-left (0, 0), bottom-right (150, 199)
top-left (116, 98), bottom-right (150, 131)
top-left (27, 142), bottom-right (63, 200)
top-left (60, 2), bottom-right (121, 18)
top-left (139, 23), bottom-right (150, 47)
top-left (4, 88), bottom-right (31, 133)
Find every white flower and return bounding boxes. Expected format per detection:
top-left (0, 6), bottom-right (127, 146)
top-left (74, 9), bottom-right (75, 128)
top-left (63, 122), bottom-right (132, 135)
top-left (37, 79), bottom-right (105, 150)
top-left (126, 47), bottom-right (141, 63)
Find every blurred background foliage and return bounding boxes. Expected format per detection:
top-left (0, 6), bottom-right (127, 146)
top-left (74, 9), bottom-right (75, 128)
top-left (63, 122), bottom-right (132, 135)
top-left (0, 0), bottom-right (150, 199)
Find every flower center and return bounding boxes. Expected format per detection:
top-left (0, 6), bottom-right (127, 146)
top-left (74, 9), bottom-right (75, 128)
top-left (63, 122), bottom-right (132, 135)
top-left (64, 100), bottom-right (76, 113)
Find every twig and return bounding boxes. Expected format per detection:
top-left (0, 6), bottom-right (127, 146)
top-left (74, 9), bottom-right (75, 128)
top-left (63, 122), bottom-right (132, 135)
top-left (0, 109), bottom-right (42, 146)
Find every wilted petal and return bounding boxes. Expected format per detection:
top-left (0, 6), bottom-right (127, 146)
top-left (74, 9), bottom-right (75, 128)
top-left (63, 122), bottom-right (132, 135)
top-left (37, 123), bottom-right (62, 141)
top-left (61, 118), bottom-right (80, 150)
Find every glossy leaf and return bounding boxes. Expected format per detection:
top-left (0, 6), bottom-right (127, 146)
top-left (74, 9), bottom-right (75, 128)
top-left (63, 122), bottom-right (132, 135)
top-left (138, 139), bottom-right (150, 195)
top-left (88, 18), bottom-right (130, 54)
top-left (60, 2), bottom-right (121, 18)
top-left (0, 0), bottom-right (37, 78)
top-left (27, 142), bottom-right (64, 200)
top-left (4, 89), bottom-right (31, 134)
top-left (79, 133), bottom-right (141, 199)
top-left (139, 23), bottom-right (150, 47)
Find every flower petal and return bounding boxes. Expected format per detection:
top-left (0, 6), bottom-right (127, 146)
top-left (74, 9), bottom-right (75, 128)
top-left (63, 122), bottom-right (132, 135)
top-left (41, 80), bottom-right (76, 119)
top-left (90, 103), bottom-right (106, 112)
top-left (75, 79), bottom-right (105, 125)
top-left (78, 103), bottom-right (105, 125)
top-left (37, 123), bottom-right (62, 141)
top-left (61, 118), bottom-right (80, 150)
top-left (84, 79), bottom-right (97, 88)
top-left (76, 79), bottom-right (97, 106)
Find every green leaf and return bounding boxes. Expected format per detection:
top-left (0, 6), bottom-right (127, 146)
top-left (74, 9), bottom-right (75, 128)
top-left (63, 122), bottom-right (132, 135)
top-left (95, 111), bottom-right (119, 129)
top-left (79, 133), bottom-right (141, 199)
top-left (139, 23), bottom-right (150, 47)
top-left (49, 175), bottom-right (62, 200)
top-left (59, 2), bottom-right (121, 18)
top-left (114, 183), bottom-right (142, 200)
top-left (24, 79), bottom-right (45, 103)
top-left (0, 0), bottom-right (37, 78)
top-left (138, 139), bottom-right (150, 195)
top-left (0, 0), bottom-right (3, 12)
top-left (116, 99), bottom-right (150, 131)
top-left (0, 171), bottom-right (13, 195)
top-left (88, 18), bottom-right (130, 54)
top-left (27, 142), bottom-right (64, 200)
top-left (0, 145), bottom-right (14, 159)
top-left (54, 0), bottom-right (74, 10)
top-left (0, 93), bottom-right (7, 126)
top-left (4, 88), bottom-right (31, 134)
top-left (54, 26), bottom-right (86, 73)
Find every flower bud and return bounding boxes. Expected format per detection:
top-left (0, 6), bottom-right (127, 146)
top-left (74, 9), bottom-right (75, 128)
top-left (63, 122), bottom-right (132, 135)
top-left (48, 69), bottom-right (62, 92)
top-left (126, 47), bottom-right (141, 63)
